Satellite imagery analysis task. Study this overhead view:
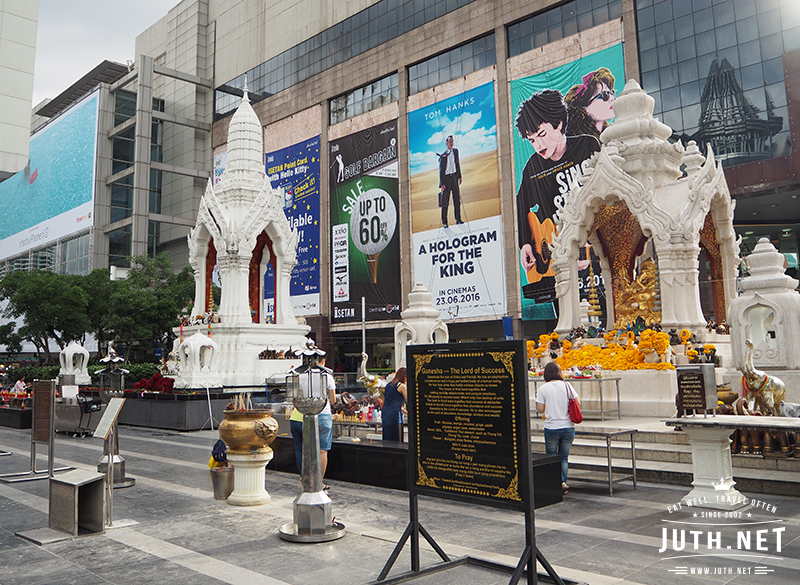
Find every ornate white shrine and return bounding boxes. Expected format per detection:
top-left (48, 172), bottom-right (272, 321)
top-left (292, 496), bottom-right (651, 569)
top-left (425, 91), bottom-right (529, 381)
top-left (393, 282), bottom-right (449, 369)
top-left (58, 341), bottom-right (92, 385)
top-left (175, 332), bottom-right (223, 388)
top-left (728, 237), bottom-right (800, 398)
top-left (174, 82), bottom-right (308, 388)
top-left (552, 80), bottom-right (739, 335)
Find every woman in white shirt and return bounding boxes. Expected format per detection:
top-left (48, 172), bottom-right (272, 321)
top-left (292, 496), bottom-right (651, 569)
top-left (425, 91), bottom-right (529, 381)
top-left (535, 361), bottom-right (580, 493)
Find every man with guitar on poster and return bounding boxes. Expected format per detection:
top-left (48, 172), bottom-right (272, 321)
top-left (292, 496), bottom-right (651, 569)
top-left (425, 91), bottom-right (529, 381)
top-left (514, 89), bottom-right (600, 303)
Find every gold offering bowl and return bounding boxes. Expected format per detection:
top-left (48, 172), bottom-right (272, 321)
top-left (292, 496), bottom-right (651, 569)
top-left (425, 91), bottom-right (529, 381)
top-left (717, 389), bottom-right (739, 405)
top-left (219, 409), bottom-right (279, 453)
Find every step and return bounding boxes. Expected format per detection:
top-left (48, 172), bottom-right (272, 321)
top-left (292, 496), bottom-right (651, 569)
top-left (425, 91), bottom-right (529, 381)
top-left (531, 436), bottom-right (694, 464)
top-left (562, 454), bottom-right (800, 497)
top-left (531, 433), bottom-right (800, 472)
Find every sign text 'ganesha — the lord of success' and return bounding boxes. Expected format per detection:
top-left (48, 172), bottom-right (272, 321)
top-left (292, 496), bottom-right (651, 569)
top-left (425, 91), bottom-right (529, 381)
top-left (412, 347), bottom-right (523, 506)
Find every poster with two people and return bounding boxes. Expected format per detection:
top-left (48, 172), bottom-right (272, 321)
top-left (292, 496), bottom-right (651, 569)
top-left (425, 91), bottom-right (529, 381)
top-left (510, 44), bottom-right (625, 321)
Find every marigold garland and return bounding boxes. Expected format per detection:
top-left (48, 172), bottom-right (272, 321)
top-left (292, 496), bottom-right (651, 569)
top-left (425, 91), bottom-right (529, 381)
top-left (555, 339), bottom-right (675, 371)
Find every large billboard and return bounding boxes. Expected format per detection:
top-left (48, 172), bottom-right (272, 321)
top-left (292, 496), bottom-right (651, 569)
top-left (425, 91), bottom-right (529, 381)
top-left (329, 120), bottom-right (401, 324)
top-left (264, 136), bottom-right (321, 318)
top-left (407, 81), bottom-right (506, 320)
top-left (0, 90), bottom-right (99, 259)
top-left (510, 44), bottom-right (624, 321)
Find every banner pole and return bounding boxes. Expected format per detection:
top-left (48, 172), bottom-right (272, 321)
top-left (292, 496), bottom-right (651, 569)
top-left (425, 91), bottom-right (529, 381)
top-left (361, 296), bottom-right (366, 355)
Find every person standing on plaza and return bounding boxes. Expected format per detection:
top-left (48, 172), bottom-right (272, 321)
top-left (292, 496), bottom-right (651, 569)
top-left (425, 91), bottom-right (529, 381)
top-left (438, 135), bottom-right (463, 228)
top-left (14, 374), bottom-right (30, 396)
top-left (289, 355), bottom-right (336, 490)
top-left (381, 367), bottom-right (406, 442)
top-left (535, 361), bottom-right (580, 492)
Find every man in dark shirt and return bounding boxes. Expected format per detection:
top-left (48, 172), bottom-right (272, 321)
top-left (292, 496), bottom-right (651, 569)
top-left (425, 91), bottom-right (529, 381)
top-left (515, 89), bottom-right (600, 301)
top-left (438, 135), bottom-right (463, 228)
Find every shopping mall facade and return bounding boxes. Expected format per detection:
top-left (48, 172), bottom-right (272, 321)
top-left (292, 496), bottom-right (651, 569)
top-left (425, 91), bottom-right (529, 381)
top-left (3, 0), bottom-right (798, 367)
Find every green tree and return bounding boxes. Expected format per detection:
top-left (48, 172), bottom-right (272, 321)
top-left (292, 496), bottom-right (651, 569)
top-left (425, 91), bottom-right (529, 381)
top-left (105, 253), bottom-right (194, 362)
top-left (0, 270), bottom-right (90, 364)
top-left (78, 268), bottom-right (115, 352)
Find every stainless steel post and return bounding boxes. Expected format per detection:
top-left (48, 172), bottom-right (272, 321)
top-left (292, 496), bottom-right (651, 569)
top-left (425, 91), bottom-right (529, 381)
top-left (105, 428), bottom-right (114, 526)
top-left (301, 413), bottom-right (322, 494)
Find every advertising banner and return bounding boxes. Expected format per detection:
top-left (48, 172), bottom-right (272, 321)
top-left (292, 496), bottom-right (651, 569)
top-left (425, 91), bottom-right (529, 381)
top-left (263, 136), bottom-right (321, 318)
top-left (510, 44), bottom-right (624, 321)
top-left (213, 151), bottom-right (226, 185)
top-left (407, 81), bottom-right (506, 320)
top-left (0, 90), bottom-right (99, 259)
top-left (329, 120), bottom-right (401, 324)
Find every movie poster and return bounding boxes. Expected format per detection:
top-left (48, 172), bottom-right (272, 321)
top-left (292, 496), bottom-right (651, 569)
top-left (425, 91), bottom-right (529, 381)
top-left (407, 81), bottom-right (506, 320)
top-left (329, 120), bottom-right (401, 324)
top-left (510, 44), bottom-right (624, 321)
top-left (262, 136), bottom-right (321, 319)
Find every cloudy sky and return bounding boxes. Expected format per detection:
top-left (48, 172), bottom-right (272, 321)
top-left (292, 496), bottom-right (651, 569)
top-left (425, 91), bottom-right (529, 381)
top-left (407, 82), bottom-right (498, 176)
top-left (33, 0), bottom-right (170, 106)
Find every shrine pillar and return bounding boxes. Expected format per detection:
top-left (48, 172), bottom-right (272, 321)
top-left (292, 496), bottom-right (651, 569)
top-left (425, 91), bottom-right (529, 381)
top-left (218, 253), bottom-right (253, 325)
top-left (655, 238), bottom-right (706, 330)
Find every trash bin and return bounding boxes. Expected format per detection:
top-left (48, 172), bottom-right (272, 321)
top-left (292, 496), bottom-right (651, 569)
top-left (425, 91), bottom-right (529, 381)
top-left (50, 469), bottom-right (105, 536)
top-left (210, 467), bottom-right (234, 500)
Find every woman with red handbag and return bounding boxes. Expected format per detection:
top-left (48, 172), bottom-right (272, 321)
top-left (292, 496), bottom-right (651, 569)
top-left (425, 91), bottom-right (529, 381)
top-left (535, 362), bottom-right (581, 493)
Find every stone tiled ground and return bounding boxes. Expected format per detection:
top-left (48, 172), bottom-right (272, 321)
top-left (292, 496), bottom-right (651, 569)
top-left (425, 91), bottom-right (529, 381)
top-left (1, 424), bottom-right (798, 585)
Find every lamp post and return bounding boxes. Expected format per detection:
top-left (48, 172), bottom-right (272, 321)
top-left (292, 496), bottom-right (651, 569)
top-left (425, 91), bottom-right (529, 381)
top-left (279, 342), bottom-right (345, 542)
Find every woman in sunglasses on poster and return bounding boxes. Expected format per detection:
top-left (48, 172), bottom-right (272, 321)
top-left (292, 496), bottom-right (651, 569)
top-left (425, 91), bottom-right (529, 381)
top-left (564, 68), bottom-right (617, 139)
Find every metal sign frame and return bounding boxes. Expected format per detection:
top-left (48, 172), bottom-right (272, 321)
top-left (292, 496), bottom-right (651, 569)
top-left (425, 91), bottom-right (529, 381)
top-left (0, 380), bottom-right (71, 483)
top-left (93, 396), bottom-right (126, 526)
top-left (376, 340), bottom-right (565, 585)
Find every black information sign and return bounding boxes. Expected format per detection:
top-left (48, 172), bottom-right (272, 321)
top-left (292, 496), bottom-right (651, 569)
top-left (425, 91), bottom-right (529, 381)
top-left (377, 340), bottom-right (563, 584)
top-left (676, 364), bottom-right (717, 412)
top-left (32, 380), bottom-right (54, 445)
top-left (408, 340), bottom-right (531, 512)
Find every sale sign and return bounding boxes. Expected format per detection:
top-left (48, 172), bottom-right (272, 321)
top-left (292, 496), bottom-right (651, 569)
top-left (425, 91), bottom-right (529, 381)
top-left (329, 120), bottom-right (402, 324)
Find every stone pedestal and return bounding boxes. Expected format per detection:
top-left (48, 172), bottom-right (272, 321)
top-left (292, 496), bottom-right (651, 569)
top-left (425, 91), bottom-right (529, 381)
top-left (172, 323), bottom-right (307, 389)
top-left (680, 425), bottom-right (747, 511)
top-left (227, 448), bottom-right (273, 506)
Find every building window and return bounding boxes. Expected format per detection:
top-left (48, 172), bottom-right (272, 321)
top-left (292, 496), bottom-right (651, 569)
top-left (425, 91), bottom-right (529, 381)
top-left (330, 73), bottom-right (399, 125)
top-left (32, 246), bottom-right (56, 272)
top-left (214, 0), bottom-right (479, 118)
top-left (114, 90), bottom-right (136, 126)
top-left (10, 256), bottom-right (29, 273)
top-left (109, 226), bottom-right (132, 267)
top-left (151, 119), bottom-right (163, 162)
top-left (110, 175), bottom-right (133, 223)
top-left (508, 0), bottom-right (623, 58)
top-left (61, 233), bottom-right (91, 275)
top-left (408, 34), bottom-right (496, 95)
top-left (148, 221), bottom-right (160, 258)
top-left (112, 125), bottom-right (135, 174)
top-left (149, 169), bottom-right (162, 214)
top-left (636, 0), bottom-right (794, 166)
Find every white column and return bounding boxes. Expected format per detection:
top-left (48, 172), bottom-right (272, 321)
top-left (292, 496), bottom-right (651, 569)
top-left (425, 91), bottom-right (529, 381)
top-left (226, 448), bottom-right (274, 506)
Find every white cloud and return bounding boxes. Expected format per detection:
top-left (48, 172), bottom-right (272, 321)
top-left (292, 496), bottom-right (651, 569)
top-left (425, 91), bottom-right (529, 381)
top-left (426, 111), bottom-right (483, 146)
top-left (409, 150), bottom-right (440, 175)
top-left (456, 125), bottom-right (498, 158)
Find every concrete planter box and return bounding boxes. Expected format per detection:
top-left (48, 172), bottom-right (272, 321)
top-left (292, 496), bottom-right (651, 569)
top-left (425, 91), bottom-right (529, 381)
top-left (0, 408), bottom-right (32, 429)
top-left (117, 394), bottom-right (231, 431)
top-left (79, 390), bottom-right (269, 431)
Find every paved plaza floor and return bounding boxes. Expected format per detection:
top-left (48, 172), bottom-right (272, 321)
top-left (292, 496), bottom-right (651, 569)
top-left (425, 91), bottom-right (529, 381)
top-left (1, 424), bottom-right (798, 585)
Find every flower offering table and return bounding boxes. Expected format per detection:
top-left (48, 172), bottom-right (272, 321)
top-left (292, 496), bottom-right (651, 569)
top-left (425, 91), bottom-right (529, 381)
top-left (531, 376), bottom-right (621, 420)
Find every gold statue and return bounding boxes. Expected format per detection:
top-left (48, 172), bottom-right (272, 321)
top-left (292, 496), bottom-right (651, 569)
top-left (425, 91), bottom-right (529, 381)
top-left (613, 258), bottom-right (661, 329)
